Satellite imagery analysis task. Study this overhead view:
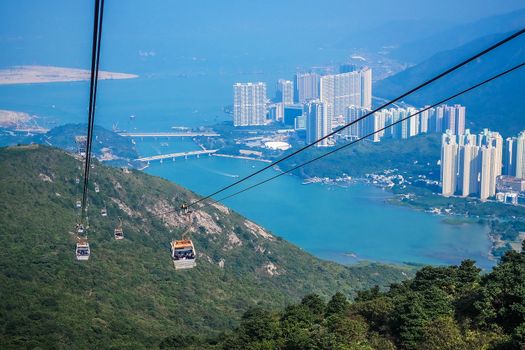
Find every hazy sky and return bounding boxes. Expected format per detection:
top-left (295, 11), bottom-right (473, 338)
top-left (0, 0), bottom-right (524, 70)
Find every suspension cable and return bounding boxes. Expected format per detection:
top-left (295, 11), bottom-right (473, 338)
top-left (81, 0), bottom-right (105, 226)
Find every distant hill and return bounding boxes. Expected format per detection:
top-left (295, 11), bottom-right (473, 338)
top-left (336, 18), bottom-right (457, 52)
top-left (375, 31), bottom-right (525, 136)
top-left (389, 8), bottom-right (525, 64)
top-left (0, 123), bottom-right (140, 167)
top-left (0, 145), bottom-right (412, 348)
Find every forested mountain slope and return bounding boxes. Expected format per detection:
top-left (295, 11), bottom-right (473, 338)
top-left (0, 145), bottom-right (411, 349)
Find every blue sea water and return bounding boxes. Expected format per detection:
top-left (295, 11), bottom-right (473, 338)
top-left (140, 151), bottom-right (492, 269)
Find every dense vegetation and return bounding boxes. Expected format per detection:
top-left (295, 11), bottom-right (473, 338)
top-left (286, 133), bottom-right (441, 179)
top-left (0, 145), bottom-right (412, 349)
top-left (184, 248), bottom-right (525, 349)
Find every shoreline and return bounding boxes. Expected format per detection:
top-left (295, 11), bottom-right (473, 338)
top-left (0, 65), bottom-right (138, 85)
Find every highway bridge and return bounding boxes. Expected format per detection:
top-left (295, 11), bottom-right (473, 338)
top-left (137, 149), bottom-right (218, 162)
top-left (119, 132), bottom-right (220, 138)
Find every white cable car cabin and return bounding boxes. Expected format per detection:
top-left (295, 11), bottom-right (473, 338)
top-left (94, 183), bottom-right (100, 193)
top-left (76, 240), bottom-right (90, 261)
top-left (76, 223), bottom-right (85, 234)
top-left (114, 226), bottom-right (124, 240)
top-left (171, 239), bottom-right (196, 270)
top-left (101, 208), bottom-right (107, 217)
top-left (75, 178), bottom-right (80, 185)
top-left (76, 200), bottom-right (82, 208)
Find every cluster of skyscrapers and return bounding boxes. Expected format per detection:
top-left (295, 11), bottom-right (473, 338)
top-left (337, 103), bottom-right (466, 144)
top-left (440, 128), bottom-right (525, 201)
top-left (232, 70), bottom-right (470, 153)
top-left (441, 129), bottom-right (503, 200)
top-left (232, 65), bottom-right (373, 144)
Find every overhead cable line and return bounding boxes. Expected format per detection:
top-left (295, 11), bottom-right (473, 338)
top-left (187, 27), bottom-right (525, 208)
top-left (81, 0), bottom-right (105, 221)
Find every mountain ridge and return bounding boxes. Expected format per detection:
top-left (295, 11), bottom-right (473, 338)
top-left (375, 31), bottom-right (525, 136)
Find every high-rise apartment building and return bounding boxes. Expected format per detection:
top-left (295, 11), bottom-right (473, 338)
top-left (478, 129), bottom-right (503, 200)
top-left (364, 111), bottom-right (385, 142)
top-left (233, 82), bottom-right (267, 126)
top-left (441, 130), bottom-right (458, 197)
top-left (443, 104), bottom-right (466, 135)
top-left (434, 105), bottom-right (445, 133)
top-left (305, 100), bottom-right (331, 147)
top-left (343, 105), bottom-right (369, 139)
top-left (419, 106), bottom-right (432, 134)
top-left (319, 67), bottom-right (372, 129)
top-left (294, 72), bottom-right (320, 103)
top-left (516, 131), bottom-right (525, 179)
top-left (504, 136), bottom-right (517, 176)
top-left (390, 108), bottom-right (415, 139)
top-left (360, 67), bottom-right (372, 110)
top-left (407, 107), bottom-right (419, 138)
top-left (457, 130), bottom-right (479, 197)
top-left (276, 79), bottom-right (294, 105)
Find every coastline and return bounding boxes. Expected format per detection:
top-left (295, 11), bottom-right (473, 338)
top-left (0, 65), bottom-right (138, 85)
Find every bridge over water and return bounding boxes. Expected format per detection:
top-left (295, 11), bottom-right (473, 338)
top-left (137, 149), bottom-right (218, 162)
top-left (119, 132), bottom-right (220, 138)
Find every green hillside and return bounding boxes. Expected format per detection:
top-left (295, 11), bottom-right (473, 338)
top-left (192, 251), bottom-right (525, 349)
top-left (0, 145), bottom-right (412, 349)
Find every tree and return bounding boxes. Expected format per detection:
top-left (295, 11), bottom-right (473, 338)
top-left (355, 286), bottom-right (381, 302)
top-left (392, 292), bottom-right (427, 350)
top-left (325, 292), bottom-right (349, 317)
top-left (325, 314), bottom-right (369, 345)
top-left (419, 316), bottom-right (466, 350)
top-left (239, 307), bottom-right (280, 342)
top-left (475, 247), bottom-right (525, 333)
top-left (300, 294), bottom-right (326, 321)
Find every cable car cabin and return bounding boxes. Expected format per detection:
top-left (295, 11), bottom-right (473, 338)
top-left (171, 240), bottom-right (196, 270)
top-left (76, 241), bottom-right (90, 261)
top-left (76, 224), bottom-right (85, 234)
top-left (101, 208), bottom-right (107, 217)
top-left (76, 200), bottom-right (82, 208)
top-left (114, 226), bottom-right (124, 240)
top-left (75, 178), bottom-right (80, 185)
top-left (94, 185), bottom-right (100, 193)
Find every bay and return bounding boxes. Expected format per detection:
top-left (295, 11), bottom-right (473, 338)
top-left (137, 139), bottom-right (493, 269)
